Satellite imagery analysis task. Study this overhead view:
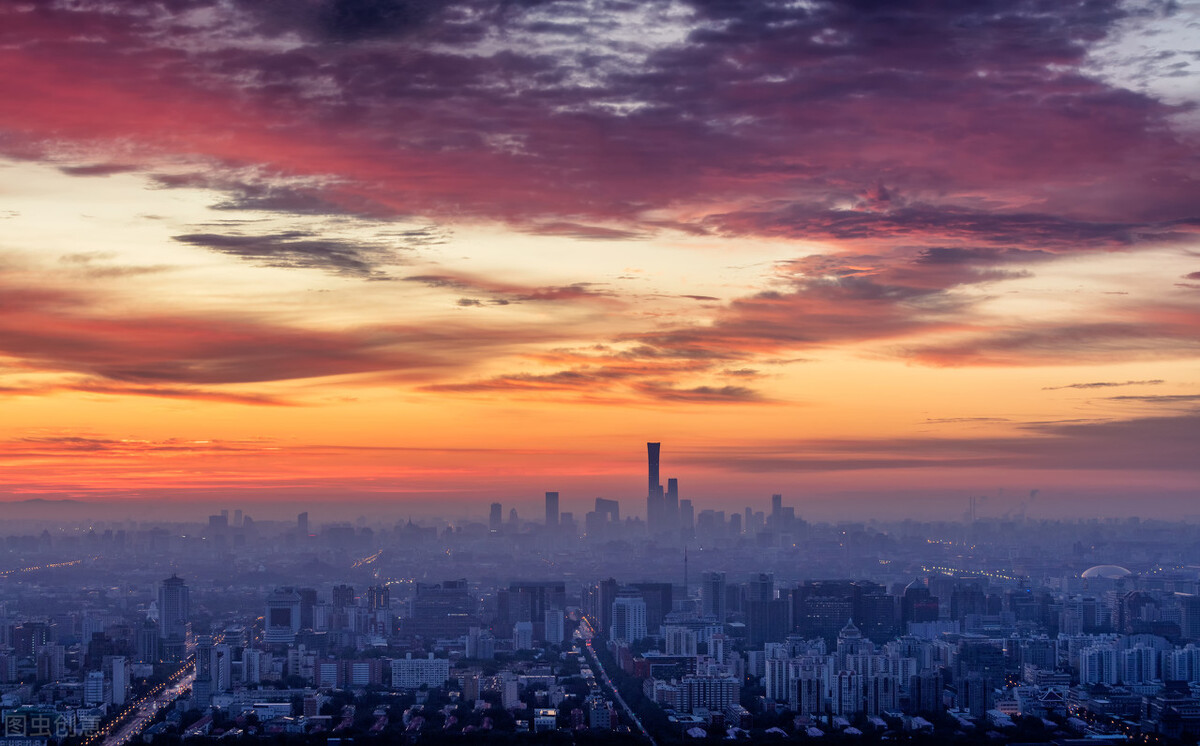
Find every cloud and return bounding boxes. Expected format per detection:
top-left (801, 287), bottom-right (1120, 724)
top-left (1105, 394), bottom-right (1200, 404)
top-left (925, 417), bottom-right (1011, 424)
top-left (633, 382), bottom-right (764, 403)
top-left (2, 0), bottom-right (1195, 241)
top-left (172, 230), bottom-right (411, 278)
top-left (58, 163), bottom-right (139, 177)
top-left (671, 410), bottom-right (1200, 474)
top-left (402, 272), bottom-right (616, 305)
top-left (1043, 380), bottom-right (1165, 390)
top-left (0, 381), bottom-right (293, 407)
top-left (904, 317), bottom-right (1200, 367)
top-left (0, 274), bottom-right (567, 391)
top-left (526, 222), bottom-right (646, 241)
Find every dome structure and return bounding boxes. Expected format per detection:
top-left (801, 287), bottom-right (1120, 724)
top-left (1081, 564), bottom-right (1132, 579)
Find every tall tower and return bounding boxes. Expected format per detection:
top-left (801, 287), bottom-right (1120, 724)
top-left (544, 492), bottom-right (560, 527)
top-left (647, 442), bottom-right (661, 496)
top-left (647, 442), bottom-right (663, 531)
top-left (489, 502), bottom-right (503, 531)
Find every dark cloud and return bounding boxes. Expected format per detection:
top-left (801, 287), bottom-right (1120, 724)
top-left (709, 204), bottom-right (1200, 249)
top-left (671, 410), bottom-right (1200, 474)
top-left (634, 383), bottom-right (764, 403)
top-left (0, 275), bottom-right (565, 388)
top-left (0, 380), bottom-right (294, 407)
top-left (402, 273), bottom-right (614, 305)
top-left (925, 417), bottom-right (1011, 424)
top-left (172, 230), bottom-right (409, 278)
top-left (1043, 379), bottom-right (1165, 390)
top-left (58, 163), bottom-right (139, 177)
top-left (526, 222), bottom-right (646, 241)
top-left (905, 320), bottom-right (1200, 366)
top-left (1105, 394), bottom-right (1200, 403)
top-left (5, 0), bottom-right (1195, 239)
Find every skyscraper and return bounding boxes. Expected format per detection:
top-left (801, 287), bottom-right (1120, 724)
top-left (647, 442), bottom-right (661, 497)
top-left (158, 574), bottom-right (189, 662)
top-left (489, 502), bottom-right (503, 531)
top-left (680, 499), bottom-right (695, 537)
top-left (664, 478), bottom-right (679, 532)
top-left (545, 491), bottom-right (559, 527)
top-left (297, 511), bottom-right (309, 535)
top-left (647, 442), bottom-right (663, 531)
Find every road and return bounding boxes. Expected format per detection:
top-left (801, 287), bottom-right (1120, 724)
top-left (576, 618), bottom-right (657, 746)
top-left (85, 662), bottom-right (194, 746)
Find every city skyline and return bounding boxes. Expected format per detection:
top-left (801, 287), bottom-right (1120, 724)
top-left (1, 1), bottom-right (1199, 515)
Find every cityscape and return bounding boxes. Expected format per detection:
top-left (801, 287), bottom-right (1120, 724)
top-left (4, 443), bottom-right (1200, 744)
top-left (3, 1), bottom-right (1200, 745)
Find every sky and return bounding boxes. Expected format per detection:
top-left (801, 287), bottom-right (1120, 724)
top-left (1, 0), bottom-right (1199, 521)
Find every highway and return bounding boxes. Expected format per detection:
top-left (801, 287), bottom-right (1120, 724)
top-left (84, 662), bottom-right (194, 746)
top-left (577, 618), bottom-right (657, 746)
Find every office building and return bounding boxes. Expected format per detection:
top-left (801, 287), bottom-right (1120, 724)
top-left (265, 588), bottom-right (302, 644)
top-left (158, 574), bottom-right (190, 662)
top-left (545, 491), bottom-right (559, 527)
top-left (611, 591), bottom-right (648, 642)
top-left (391, 653), bottom-right (450, 690)
top-left (702, 572), bottom-right (728, 623)
top-left (406, 580), bottom-right (475, 638)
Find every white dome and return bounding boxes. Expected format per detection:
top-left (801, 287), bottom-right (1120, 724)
top-left (1081, 564), bottom-right (1132, 579)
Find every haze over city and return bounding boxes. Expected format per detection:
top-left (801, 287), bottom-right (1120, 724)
top-left (5, 4), bottom-right (1200, 743)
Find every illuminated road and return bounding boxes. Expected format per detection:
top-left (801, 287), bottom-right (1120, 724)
top-left (0, 559), bottom-right (85, 577)
top-left (85, 663), bottom-right (194, 746)
top-left (577, 618), bottom-right (656, 746)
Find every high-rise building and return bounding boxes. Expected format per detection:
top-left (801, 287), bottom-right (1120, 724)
top-left (701, 572), bottom-right (727, 623)
top-left (489, 502), bottom-right (503, 531)
top-left (405, 579), bottom-right (476, 638)
top-left (135, 619), bottom-right (160, 664)
top-left (390, 653), bottom-right (450, 690)
top-left (84, 670), bottom-right (107, 706)
top-left (680, 499), bottom-right (695, 537)
top-left (584, 578), bottom-right (619, 634)
top-left (367, 585), bottom-right (390, 612)
top-left (632, 583), bottom-right (673, 634)
top-left (297, 511), bottom-right (309, 535)
top-left (594, 498), bottom-right (620, 522)
top-left (612, 591), bottom-right (648, 642)
top-left (545, 492), bottom-right (559, 527)
top-left (110, 656), bottom-right (128, 706)
top-left (297, 587), bottom-right (318, 630)
top-left (664, 478), bottom-right (679, 532)
top-left (332, 584), bottom-right (355, 609)
top-left (193, 634), bottom-right (214, 708)
top-left (647, 442), bottom-right (662, 499)
top-left (158, 574), bottom-right (189, 662)
top-left (265, 588), bottom-right (302, 644)
top-left (646, 442), bottom-right (664, 531)
top-left (498, 582), bottom-right (566, 642)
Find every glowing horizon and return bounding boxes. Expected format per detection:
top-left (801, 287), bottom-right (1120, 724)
top-left (1, 1), bottom-right (1199, 519)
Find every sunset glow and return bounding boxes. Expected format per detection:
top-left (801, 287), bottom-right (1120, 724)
top-left (2, 0), bottom-right (1199, 519)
